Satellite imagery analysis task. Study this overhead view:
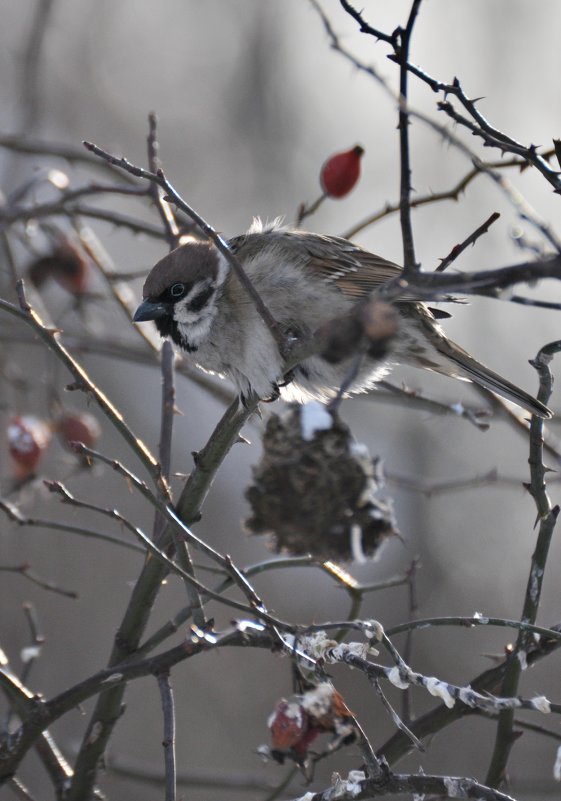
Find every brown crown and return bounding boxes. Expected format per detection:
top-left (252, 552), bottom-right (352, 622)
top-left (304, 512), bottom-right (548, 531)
top-left (143, 240), bottom-right (219, 299)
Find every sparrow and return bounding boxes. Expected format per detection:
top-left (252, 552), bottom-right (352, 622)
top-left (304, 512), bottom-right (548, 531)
top-left (133, 220), bottom-right (551, 418)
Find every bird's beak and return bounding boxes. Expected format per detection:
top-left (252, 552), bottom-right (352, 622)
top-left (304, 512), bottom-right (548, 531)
top-left (133, 299), bottom-right (170, 322)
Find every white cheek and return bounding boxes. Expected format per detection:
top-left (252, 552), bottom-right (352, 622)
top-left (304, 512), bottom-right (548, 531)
top-left (174, 298), bottom-right (198, 325)
top-left (174, 297), bottom-right (216, 348)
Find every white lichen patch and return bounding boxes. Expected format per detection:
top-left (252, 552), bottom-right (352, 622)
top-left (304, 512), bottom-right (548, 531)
top-left (458, 687), bottom-right (478, 708)
top-left (300, 631), bottom-right (338, 659)
top-left (425, 677), bottom-right (456, 709)
top-left (327, 642), bottom-right (372, 663)
top-left (553, 745), bottom-right (561, 781)
top-left (531, 695), bottom-right (551, 714)
top-left (330, 770), bottom-right (366, 799)
top-left (346, 770), bottom-right (366, 796)
top-left (443, 777), bottom-right (461, 797)
top-left (358, 619), bottom-right (384, 642)
top-left (388, 665), bottom-right (410, 690)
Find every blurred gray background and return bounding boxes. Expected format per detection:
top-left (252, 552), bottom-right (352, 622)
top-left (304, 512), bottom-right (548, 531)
top-left (1, 1), bottom-right (561, 799)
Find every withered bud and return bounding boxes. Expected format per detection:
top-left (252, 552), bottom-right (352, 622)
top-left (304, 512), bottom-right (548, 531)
top-left (317, 314), bottom-right (363, 364)
top-left (245, 403), bottom-right (399, 563)
top-left (359, 300), bottom-right (399, 359)
top-left (318, 300), bottom-right (399, 364)
top-left (28, 241), bottom-right (90, 295)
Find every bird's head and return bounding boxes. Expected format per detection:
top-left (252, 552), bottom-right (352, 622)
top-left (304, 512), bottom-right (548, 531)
top-left (133, 240), bottom-right (228, 351)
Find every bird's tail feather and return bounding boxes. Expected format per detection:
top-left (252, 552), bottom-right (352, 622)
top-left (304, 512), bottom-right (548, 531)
top-left (440, 349), bottom-right (552, 419)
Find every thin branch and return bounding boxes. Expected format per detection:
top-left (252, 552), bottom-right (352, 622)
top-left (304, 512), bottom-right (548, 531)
top-left (486, 341), bottom-right (561, 787)
top-left (385, 468), bottom-right (538, 497)
top-left (437, 96), bottom-right (561, 195)
top-left (155, 341), bottom-right (175, 505)
top-left (375, 253), bottom-right (561, 302)
top-left (287, 770), bottom-right (516, 801)
top-left (0, 132), bottom-right (139, 183)
top-left (0, 497), bottom-right (145, 554)
top-left (373, 679), bottom-right (423, 752)
top-left (146, 112), bottom-right (180, 248)
top-left (396, 0), bottom-right (422, 272)
top-left (333, 647), bottom-right (561, 717)
top-left (103, 753), bottom-right (278, 792)
top-left (379, 621), bottom-right (561, 765)
top-left (338, 0), bottom-right (396, 45)
top-left (401, 560), bottom-right (418, 723)
top-left (0, 284), bottom-right (169, 498)
top-left (436, 211), bottom-right (501, 272)
top-left (17, 0), bottom-right (57, 134)
top-left (136, 556), bottom-right (363, 657)
top-left (65, 396), bottom-right (258, 801)
top-left (0, 182), bottom-right (149, 226)
top-left (385, 615), bottom-right (561, 643)
top-left (157, 671), bottom-right (176, 801)
top-left (63, 204), bottom-right (166, 238)
top-left (0, 564), bottom-right (77, 599)
top-left (82, 140), bottom-right (285, 351)
top-left (7, 777), bottom-right (38, 801)
top-left (371, 381), bottom-right (491, 430)
top-left (509, 295), bottom-right (561, 311)
top-left (42, 478), bottom-right (284, 627)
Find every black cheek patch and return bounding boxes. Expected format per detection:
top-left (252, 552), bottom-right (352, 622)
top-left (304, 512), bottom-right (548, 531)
top-left (188, 285), bottom-right (215, 312)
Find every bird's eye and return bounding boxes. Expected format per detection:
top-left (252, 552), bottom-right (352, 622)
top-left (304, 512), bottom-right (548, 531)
top-left (170, 283), bottom-right (185, 298)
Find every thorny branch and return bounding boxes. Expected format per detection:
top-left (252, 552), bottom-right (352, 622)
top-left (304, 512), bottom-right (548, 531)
top-left (486, 341), bottom-right (561, 788)
top-left (2, 4), bottom-right (561, 799)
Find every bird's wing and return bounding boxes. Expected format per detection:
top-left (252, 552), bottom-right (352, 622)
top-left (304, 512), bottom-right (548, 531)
top-left (230, 227), bottom-right (421, 303)
top-left (304, 235), bottom-right (409, 300)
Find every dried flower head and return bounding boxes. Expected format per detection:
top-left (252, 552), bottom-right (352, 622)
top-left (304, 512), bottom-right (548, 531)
top-left (245, 403), bottom-right (398, 562)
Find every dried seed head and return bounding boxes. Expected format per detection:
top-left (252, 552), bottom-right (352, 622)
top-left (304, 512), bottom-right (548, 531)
top-left (245, 403), bottom-right (398, 562)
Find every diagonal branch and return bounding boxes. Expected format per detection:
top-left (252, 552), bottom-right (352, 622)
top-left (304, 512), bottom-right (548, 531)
top-left (82, 140), bottom-right (285, 351)
top-left (0, 284), bottom-right (169, 498)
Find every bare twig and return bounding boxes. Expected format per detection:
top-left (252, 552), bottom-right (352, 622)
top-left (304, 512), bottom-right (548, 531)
top-left (65, 395), bottom-right (258, 801)
top-left (82, 140), bottom-right (285, 351)
top-left (379, 621), bottom-right (561, 765)
top-left (103, 753), bottom-right (278, 792)
top-left (146, 112), bottom-right (180, 248)
top-left (373, 380), bottom-right (491, 430)
top-left (15, 0), bottom-right (57, 136)
top-left (0, 132), bottom-right (138, 182)
top-left (397, 0), bottom-right (422, 272)
top-left (157, 671), bottom-right (176, 801)
top-left (386, 615), bottom-right (561, 643)
top-left (0, 497), bottom-right (144, 554)
top-left (338, 0), bottom-right (395, 45)
top-left (295, 192), bottom-right (327, 226)
top-left (315, 0), bottom-right (561, 251)
top-left (287, 770), bottom-right (516, 801)
top-left (0, 564), bottom-right (77, 599)
top-left (437, 96), bottom-right (561, 195)
top-left (1, 182), bottom-right (149, 225)
top-left (7, 777), bottom-right (38, 801)
top-left (373, 679), bottom-right (423, 751)
top-left (0, 284), bottom-right (169, 498)
top-left (486, 341), bottom-right (561, 788)
top-left (436, 212), bottom-right (501, 272)
top-left (401, 559), bottom-right (419, 723)
top-left (154, 340), bottom-right (175, 517)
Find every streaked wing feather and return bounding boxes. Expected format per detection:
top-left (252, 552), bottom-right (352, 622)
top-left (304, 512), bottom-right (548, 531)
top-left (230, 227), bottom-right (424, 302)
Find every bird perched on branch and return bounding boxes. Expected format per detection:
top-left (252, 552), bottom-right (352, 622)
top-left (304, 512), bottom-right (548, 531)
top-left (133, 220), bottom-right (551, 418)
